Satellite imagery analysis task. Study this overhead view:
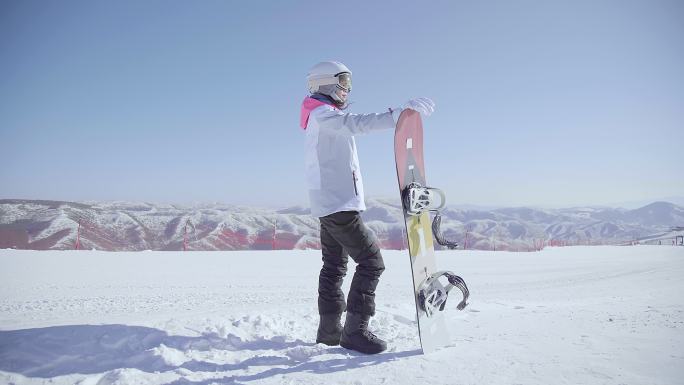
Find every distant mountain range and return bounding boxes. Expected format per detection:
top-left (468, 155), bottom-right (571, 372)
top-left (1, 199), bottom-right (683, 251)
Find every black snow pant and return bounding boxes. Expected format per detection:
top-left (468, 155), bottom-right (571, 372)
top-left (318, 210), bottom-right (385, 317)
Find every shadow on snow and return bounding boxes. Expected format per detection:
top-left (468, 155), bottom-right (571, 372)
top-left (0, 324), bottom-right (420, 382)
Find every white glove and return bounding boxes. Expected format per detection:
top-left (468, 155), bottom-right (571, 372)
top-left (403, 97), bottom-right (435, 117)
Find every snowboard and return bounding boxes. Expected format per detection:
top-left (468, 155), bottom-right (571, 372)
top-left (394, 109), bottom-right (468, 354)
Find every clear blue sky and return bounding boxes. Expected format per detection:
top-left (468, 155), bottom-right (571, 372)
top-left (1, 0), bottom-right (682, 208)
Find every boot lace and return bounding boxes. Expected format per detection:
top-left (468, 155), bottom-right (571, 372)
top-left (362, 329), bottom-right (379, 341)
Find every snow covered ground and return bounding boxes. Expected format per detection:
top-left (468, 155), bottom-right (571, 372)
top-left (0, 246), bottom-right (682, 385)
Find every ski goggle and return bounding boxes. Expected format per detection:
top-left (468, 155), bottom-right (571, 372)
top-left (335, 72), bottom-right (352, 92)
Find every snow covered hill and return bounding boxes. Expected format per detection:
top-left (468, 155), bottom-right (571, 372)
top-left (1, 199), bottom-right (683, 251)
top-left (0, 246), bottom-right (682, 384)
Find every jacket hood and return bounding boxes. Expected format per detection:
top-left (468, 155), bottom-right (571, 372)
top-left (300, 94), bottom-right (338, 129)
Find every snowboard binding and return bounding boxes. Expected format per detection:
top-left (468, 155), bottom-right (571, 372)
top-left (401, 182), bottom-right (459, 249)
top-left (417, 271), bottom-right (470, 317)
top-left (402, 182), bottom-right (446, 216)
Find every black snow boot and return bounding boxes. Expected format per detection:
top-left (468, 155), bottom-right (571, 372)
top-left (316, 313), bottom-right (343, 346)
top-left (340, 312), bottom-right (387, 354)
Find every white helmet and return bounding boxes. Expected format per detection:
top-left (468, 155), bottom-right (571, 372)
top-left (306, 61), bottom-right (352, 96)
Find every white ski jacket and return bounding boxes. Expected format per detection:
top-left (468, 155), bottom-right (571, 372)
top-left (300, 96), bottom-right (397, 218)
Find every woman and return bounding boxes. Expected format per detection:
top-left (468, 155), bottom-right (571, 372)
top-left (301, 60), bottom-right (434, 354)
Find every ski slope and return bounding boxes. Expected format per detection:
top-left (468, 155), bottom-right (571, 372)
top-left (0, 246), bottom-right (682, 385)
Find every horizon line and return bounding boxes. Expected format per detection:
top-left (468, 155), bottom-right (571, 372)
top-left (1, 196), bottom-right (682, 211)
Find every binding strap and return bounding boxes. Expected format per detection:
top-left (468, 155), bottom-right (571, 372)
top-left (432, 212), bottom-right (459, 249)
top-left (445, 272), bottom-right (470, 310)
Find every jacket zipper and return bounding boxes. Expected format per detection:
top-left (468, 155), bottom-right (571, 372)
top-left (352, 171), bottom-right (358, 196)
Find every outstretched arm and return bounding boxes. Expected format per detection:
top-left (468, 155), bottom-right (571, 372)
top-left (316, 108), bottom-right (395, 136)
top-left (315, 97), bottom-right (435, 136)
